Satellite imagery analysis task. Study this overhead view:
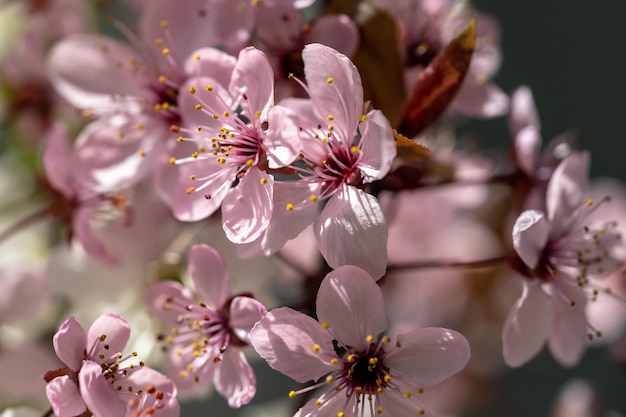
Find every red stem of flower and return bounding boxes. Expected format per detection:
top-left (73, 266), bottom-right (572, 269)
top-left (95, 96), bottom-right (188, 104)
top-left (0, 206), bottom-right (49, 246)
top-left (387, 255), bottom-right (510, 272)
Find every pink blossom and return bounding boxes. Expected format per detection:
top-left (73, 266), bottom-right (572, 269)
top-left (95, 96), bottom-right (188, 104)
top-left (144, 244), bottom-right (267, 408)
top-left (504, 152), bottom-right (624, 367)
top-left (250, 265), bottom-right (470, 417)
top-left (242, 43), bottom-right (396, 279)
top-left (46, 0), bottom-right (256, 193)
top-left (44, 313), bottom-right (179, 417)
top-left (171, 46), bottom-right (300, 243)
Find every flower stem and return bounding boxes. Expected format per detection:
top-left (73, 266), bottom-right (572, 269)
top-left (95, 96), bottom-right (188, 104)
top-left (387, 255), bottom-right (510, 272)
top-left (0, 206), bottom-right (49, 246)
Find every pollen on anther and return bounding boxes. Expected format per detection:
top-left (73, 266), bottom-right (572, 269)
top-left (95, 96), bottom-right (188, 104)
top-left (186, 187), bottom-right (195, 194)
top-left (255, 110), bottom-right (262, 118)
top-left (326, 375), bottom-right (334, 383)
top-left (162, 48), bottom-right (170, 56)
top-left (139, 150), bottom-right (146, 157)
top-left (169, 157), bottom-right (176, 164)
top-left (350, 146), bottom-right (359, 154)
top-left (326, 77), bottom-right (334, 84)
top-left (360, 114), bottom-right (367, 122)
top-left (190, 175), bottom-right (196, 180)
top-left (260, 178), bottom-right (267, 185)
top-left (188, 86), bottom-right (196, 94)
top-left (195, 104), bottom-right (202, 110)
top-left (376, 408), bottom-right (383, 414)
top-left (286, 203), bottom-right (294, 211)
top-left (194, 54), bottom-right (200, 60)
top-left (330, 358), bottom-right (338, 365)
top-left (327, 114), bottom-right (334, 121)
top-left (312, 344), bottom-right (320, 352)
top-left (160, 20), bottom-right (169, 29)
top-left (366, 335), bottom-right (373, 343)
top-left (310, 195), bottom-right (318, 202)
top-left (289, 391), bottom-right (296, 398)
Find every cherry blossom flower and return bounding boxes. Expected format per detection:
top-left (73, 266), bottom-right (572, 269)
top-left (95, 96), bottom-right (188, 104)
top-left (242, 43), bottom-right (396, 279)
top-left (250, 265), bottom-right (470, 417)
top-left (504, 151), bottom-right (624, 367)
top-left (46, 0), bottom-right (256, 193)
top-left (44, 313), bottom-right (179, 417)
top-left (171, 46), bottom-right (300, 243)
top-left (144, 244), bottom-right (267, 408)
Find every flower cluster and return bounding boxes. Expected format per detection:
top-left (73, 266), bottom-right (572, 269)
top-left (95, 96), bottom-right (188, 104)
top-left (0, 1), bottom-right (624, 417)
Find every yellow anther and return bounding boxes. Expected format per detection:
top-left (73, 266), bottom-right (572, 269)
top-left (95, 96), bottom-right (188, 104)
top-left (316, 400), bottom-right (323, 406)
top-left (366, 335), bottom-right (373, 343)
top-left (217, 157), bottom-right (226, 164)
top-left (310, 195), bottom-right (318, 202)
top-left (251, 0), bottom-right (259, 6)
top-left (360, 114), bottom-right (367, 122)
top-left (117, 132), bottom-right (125, 139)
top-left (169, 157), bottom-right (176, 164)
top-left (327, 114), bottom-right (334, 121)
top-left (190, 175), bottom-right (196, 180)
top-left (328, 125), bottom-right (334, 131)
top-left (330, 358), bottom-right (338, 365)
top-left (82, 109), bottom-right (92, 118)
top-left (326, 77), bottom-right (334, 84)
top-left (223, 111), bottom-right (229, 117)
top-left (206, 85), bottom-right (213, 91)
top-left (177, 136), bottom-right (184, 142)
top-left (289, 391), bottom-right (297, 398)
top-left (194, 54), bottom-right (200, 60)
top-left (383, 375), bottom-right (391, 382)
top-left (195, 104), bottom-right (202, 110)
top-left (260, 178), bottom-right (267, 185)
top-left (418, 410), bottom-right (425, 415)
top-left (158, 75), bottom-right (166, 83)
top-left (382, 336), bottom-right (391, 343)
top-left (404, 391), bottom-right (411, 398)
top-left (178, 370), bottom-right (187, 377)
top-left (350, 146), bottom-right (359, 154)
top-left (139, 150), bottom-right (146, 157)
top-left (186, 187), bottom-right (195, 195)
top-left (587, 198), bottom-right (593, 205)
top-left (154, 103), bottom-right (162, 111)
top-left (322, 322), bottom-right (329, 329)
top-left (136, 123), bottom-right (144, 129)
top-left (162, 48), bottom-right (170, 55)
top-left (417, 387), bottom-right (424, 394)
top-left (347, 354), bottom-right (356, 363)
top-left (188, 86), bottom-right (196, 94)
top-left (338, 413), bottom-right (344, 417)
top-left (246, 159), bottom-right (254, 167)
top-left (368, 357), bottom-right (378, 365)
top-left (186, 364), bottom-right (193, 371)
top-left (312, 344), bottom-right (320, 352)
top-left (154, 38), bottom-right (164, 46)
top-left (326, 375), bottom-right (334, 383)
top-left (286, 203), bottom-right (294, 211)
top-left (160, 20), bottom-right (169, 29)
top-left (288, 73), bottom-right (294, 79)
top-left (162, 102), bottom-right (170, 110)
top-left (191, 152), bottom-right (199, 159)
top-left (255, 110), bottom-right (262, 118)
top-left (376, 408), bottom-right (383, 414)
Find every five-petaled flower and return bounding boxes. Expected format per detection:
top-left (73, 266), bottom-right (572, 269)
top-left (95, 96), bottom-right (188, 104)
top-left (144, 244), bottom-right (267, 408)
top-left (504, 151), bottom-right (624, 367)
top-left (250, 265), bottom-right (470, 417)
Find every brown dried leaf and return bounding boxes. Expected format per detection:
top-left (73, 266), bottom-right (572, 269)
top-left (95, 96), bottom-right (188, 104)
top-left (399, 18), bottom-right (476, 137)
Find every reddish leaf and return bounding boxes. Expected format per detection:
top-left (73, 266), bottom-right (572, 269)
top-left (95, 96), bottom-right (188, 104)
top-left (399, 19), bottom-right (476, 137)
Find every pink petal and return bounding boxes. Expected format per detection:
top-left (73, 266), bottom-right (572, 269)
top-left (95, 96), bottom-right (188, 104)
top-left (546, 151), bottom-right (590, 233)
top-left (43, 123), bottom-right (73, 198)
top-left (53, 316), bottom-right (87, 371)
top-left (265, 105), bottom-right (302, 168)
top-left (302, 43), bottom-right (363, 139)
top-left (86, 314), bottom-right (130, 360)
top-left (316, 265), bottom-right (388, 351)
top-left (72, 113), bottom-right (166, 193)
top-left (384, 327), bottom-right (470, 387)
top-left (512, 210), bottom-right (550, 269)
top-left (255, 3), bottom-right (300, 50)
top-left (123, 366), bottom-right (177, 396)
top-left (178, 76), bottom-right (233, 131)
top-left (144, 281), bottom-right (196, 326)
top-left (378, 390), bottom-right (436, 416)
top-left (314, 186), bottom-right (388, 279)
top-left (295, 395), bottom-right (345, 417)
top-left (502, 281), bottom-right (552, 367)
top-left (47, 34), bottom-right (151, 111)
top-left (514, 126), bottom-right (541, 177)
top-left (509, 85), bottom-right (541, 136)
top-left (305, 15), bottom-right (359, 58)
top-left (548, 275), bottom-right (588, 367)
top-left (171, 160), bottom-right (235, 222)
top-left (452, 81), bottom-right (509, 118)
top-left (214, 348), bottom-right (256, 408)
top-left (140, 0), bottom-right (240, 66)
top-left (184, 47), bottom-right (236, 83)
top-left (46, 376), bottom-right (86, 417)
top-left (79, 360), bottom-right (126, 417)
top-left (229, 47), bottom-right (274, 121)
top-left (229, 296), bottom-right (267, 343)
top-left (189, 244), bottom-right (231, 307)
top-left (357, 110), bottom-right (396, 182)
top-left (72, 205), bottom-right (115, 264)
top-left (221, 166), bottom-right (274, 244)
top-left (249, 307), bottom-right (335, 383)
